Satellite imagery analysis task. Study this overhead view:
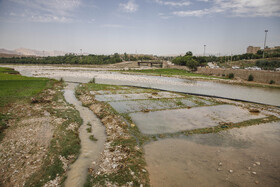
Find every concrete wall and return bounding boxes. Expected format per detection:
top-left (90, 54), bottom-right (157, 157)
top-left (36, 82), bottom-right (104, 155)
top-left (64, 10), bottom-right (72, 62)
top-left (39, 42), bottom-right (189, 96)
top-left (197, 67), bottom-right (280, 85)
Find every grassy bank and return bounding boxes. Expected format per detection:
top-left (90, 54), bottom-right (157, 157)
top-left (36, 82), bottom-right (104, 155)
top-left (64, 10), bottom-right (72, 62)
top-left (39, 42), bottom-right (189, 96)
top-left (25, 83), bottom-right (83, 186)
top-left (119, 68), bottom-right (226, 79)
top-left (0, 67), bottom-right (51, 140)
top-left (0, 67), bottom-right (51, 107)
top-left (0, 67), bottom-right (82, 186)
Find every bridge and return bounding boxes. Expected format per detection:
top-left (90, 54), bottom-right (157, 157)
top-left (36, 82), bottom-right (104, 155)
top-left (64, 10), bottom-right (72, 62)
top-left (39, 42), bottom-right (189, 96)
top-left (137, 61), bottom-right (163, 68)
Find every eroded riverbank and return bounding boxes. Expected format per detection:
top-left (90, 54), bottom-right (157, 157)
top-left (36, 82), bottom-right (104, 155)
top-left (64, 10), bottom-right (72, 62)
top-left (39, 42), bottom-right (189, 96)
top-left (0, 81), bottom-right (83, 186)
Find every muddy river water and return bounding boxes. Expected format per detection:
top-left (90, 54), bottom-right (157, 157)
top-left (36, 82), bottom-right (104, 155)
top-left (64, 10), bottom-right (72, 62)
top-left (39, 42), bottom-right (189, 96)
top-left (3, 65), bottom-right (280, 106)
top-left (145, 122), bottom-right (280, 187)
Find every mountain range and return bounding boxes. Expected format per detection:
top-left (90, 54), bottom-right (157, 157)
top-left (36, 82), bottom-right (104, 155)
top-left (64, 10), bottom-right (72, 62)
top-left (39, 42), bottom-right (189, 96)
top-left (0, 48), bottom-right (68, 57)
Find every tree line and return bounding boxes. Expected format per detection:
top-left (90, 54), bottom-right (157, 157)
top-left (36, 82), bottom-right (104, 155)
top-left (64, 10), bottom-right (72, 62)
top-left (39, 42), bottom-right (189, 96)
top-left (0, 52), bottom-right (158, 65)
top-left (172, 49), bottom-right (280, 70)
top-left (0, 53), bottom-right (123, 65)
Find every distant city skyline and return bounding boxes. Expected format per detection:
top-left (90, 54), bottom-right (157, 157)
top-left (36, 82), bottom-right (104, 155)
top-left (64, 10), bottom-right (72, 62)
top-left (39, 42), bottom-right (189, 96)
top-left (0, 0), bottom-right (280, 56)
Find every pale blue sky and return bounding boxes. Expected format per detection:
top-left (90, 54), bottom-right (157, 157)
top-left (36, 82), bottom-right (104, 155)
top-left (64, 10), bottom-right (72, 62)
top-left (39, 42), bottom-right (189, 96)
top-left (0, 0), bottom-right (280, 55)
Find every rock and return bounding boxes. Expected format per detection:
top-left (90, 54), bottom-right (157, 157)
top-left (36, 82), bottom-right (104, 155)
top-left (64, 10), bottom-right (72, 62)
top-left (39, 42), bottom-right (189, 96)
top-left (252, 172), bottom-right (257, 175)
top-left (131, 124), bottom-right (136, 128)
top-left (31, 97), bottom-right (39, 103)
top-left (255, 181), bottom-right (259, 184)
top-left (229, 170), bottom-right (233, 173)
top-left (141, 109), bottom-right (150, 113)
top-left (217, 168), bottom-right (222, 171)
top-left (249, 108), bottom-right (260, 113)
top-left (88, 168), bottom-right (94, 173)
top-left (218, 162), bottom-right (223, 166)
top-left (255, 162), bottom-right (260, 166)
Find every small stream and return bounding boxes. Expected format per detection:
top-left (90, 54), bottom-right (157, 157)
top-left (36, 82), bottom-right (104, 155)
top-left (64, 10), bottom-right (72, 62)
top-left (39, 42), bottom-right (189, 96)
top-left (63, 83), bottom-right (106, 186)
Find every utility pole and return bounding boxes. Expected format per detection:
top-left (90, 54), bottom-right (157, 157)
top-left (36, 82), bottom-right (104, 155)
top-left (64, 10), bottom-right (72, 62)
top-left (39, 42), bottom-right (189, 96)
top-left (204, 45), bottom-right (206, 56)
top-left (263, 30), bottom-right (268, 58)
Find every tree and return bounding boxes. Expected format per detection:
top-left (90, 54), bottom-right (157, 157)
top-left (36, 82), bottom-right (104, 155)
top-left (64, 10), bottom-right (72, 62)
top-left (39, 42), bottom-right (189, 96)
top-left (257, 50), bottom-right (263, 55)
top-left (185, 57), bottom-right (199, 71)
top-left (185, 51), bottom-right (193, 56)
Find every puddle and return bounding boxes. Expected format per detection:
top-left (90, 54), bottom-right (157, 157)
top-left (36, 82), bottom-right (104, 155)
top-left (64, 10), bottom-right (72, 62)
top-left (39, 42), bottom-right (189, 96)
top-left (94, 92), bottom-right (183, 102)
top-left (130, 105), bottom-right (266, 134)
top-left (108, 99), bottom-right (197, 113)
top-left (63, 83), bottom-right (106, 187)
top-left (144, 122), bottom-right (280, 187)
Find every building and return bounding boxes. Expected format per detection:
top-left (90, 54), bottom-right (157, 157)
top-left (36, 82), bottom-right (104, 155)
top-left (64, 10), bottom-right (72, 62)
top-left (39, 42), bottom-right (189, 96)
top-left (247, 46), bottom-right (261, 54)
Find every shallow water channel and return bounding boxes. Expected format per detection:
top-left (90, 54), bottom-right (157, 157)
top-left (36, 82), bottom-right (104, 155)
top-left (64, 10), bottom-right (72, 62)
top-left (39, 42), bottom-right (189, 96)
top-left (63, 83), bottom-right (106, 186)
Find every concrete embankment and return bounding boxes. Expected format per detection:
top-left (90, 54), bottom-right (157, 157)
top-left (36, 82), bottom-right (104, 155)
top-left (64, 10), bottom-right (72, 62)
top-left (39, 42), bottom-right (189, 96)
top-left (197, 67), bottom-right (280, 85)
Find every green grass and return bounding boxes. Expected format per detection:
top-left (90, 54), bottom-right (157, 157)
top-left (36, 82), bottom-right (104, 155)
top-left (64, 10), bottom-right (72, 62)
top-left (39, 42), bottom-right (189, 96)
top-left (89, 135), bottom-right (98, 141)
top-left (0, 67), bottom-right (51, 107)
top-left (120, 68), bottom-right (227, 79)
top-left (0, 67), bottom-right (19, 74)
top-left (86, 127), bottom-right (92, 133)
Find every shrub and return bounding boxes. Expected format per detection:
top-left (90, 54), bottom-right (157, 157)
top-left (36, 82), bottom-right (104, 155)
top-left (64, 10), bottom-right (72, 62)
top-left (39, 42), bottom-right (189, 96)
top-left (89, 78), bottom-right (95, 83)
top-left (228, 73), bottom-right (234, 79)
top-left (269, 80), bottom-right (275, 84)
top-left (89, 135), bottom-right (98, 141)
top-left (248, 74), bottom-right (254, 81)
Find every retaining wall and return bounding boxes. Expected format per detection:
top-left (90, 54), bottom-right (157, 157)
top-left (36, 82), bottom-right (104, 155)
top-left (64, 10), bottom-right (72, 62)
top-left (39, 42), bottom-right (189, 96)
top-left (197, 67), bottom-right (280, 85)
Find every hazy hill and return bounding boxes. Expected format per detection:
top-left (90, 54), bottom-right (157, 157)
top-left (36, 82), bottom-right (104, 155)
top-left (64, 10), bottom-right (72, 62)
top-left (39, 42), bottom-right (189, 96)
top-left (0, 48), bottom-right (67, 57)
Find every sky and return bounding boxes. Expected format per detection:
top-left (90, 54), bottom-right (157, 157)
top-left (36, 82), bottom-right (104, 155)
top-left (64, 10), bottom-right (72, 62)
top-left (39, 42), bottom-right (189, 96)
top-left (0, 0), bottom-right (280, 56)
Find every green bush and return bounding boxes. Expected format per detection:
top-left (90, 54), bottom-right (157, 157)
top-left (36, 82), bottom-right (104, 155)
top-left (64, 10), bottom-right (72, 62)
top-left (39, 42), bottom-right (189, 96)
top-left (89, 78), bottom-right (95, 83)
top-left (269, 80), bottom-right (275, 84)
top-left (228, 73), bottom-right (234, 79)
top-left (248, 74), bottom-right (254, 81)
top-left (255, 60), bottom-right (280, 70)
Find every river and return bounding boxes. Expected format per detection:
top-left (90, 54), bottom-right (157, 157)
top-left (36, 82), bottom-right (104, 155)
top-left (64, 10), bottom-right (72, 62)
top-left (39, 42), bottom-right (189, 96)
top-left (5, 65), bottom-right (279, 106)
